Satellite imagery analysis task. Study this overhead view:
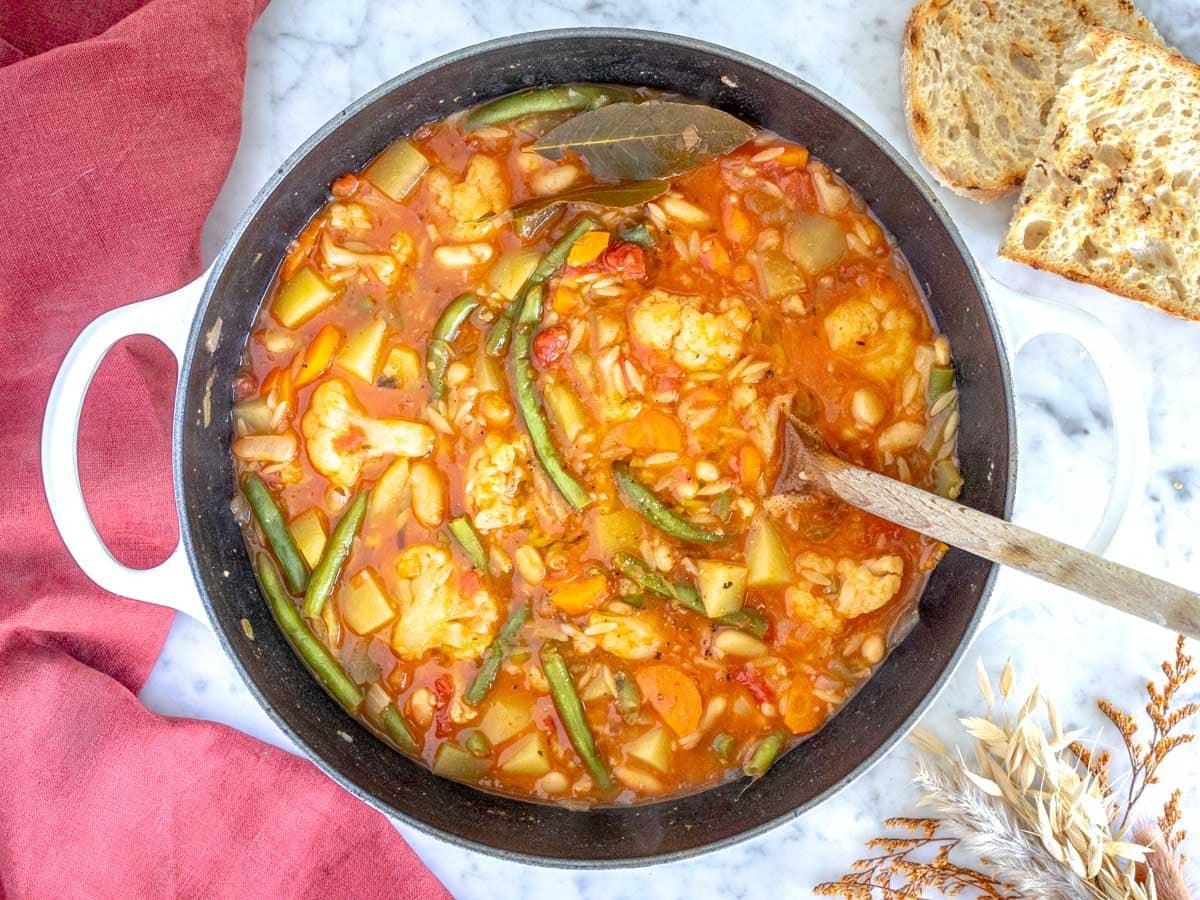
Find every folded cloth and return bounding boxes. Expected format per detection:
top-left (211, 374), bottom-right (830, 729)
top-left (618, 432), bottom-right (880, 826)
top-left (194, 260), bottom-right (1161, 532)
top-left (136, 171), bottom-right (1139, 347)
top-left (0, 2), bottom-right (449, 896)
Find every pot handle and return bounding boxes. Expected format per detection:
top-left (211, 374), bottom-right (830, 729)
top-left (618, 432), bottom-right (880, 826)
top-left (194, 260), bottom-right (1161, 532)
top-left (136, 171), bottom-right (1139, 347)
top-left (980, 276), bottom-right (1150, 628)
top-left (41, 272), bottom-right (212, 627)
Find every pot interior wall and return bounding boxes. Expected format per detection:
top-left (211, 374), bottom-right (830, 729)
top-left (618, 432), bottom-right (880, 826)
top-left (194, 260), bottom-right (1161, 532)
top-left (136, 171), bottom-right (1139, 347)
top-left (176, 31), bottom-right (1012, 865)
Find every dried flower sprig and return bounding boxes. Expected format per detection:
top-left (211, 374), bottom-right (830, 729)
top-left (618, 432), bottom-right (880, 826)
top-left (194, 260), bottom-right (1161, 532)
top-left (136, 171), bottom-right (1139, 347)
top-left (812, 816), bottom-right (1017, 899)
top-left (818, 638), bottom-right (1197, 899)
top-left (1107, 637), bottom-right (1198, 832)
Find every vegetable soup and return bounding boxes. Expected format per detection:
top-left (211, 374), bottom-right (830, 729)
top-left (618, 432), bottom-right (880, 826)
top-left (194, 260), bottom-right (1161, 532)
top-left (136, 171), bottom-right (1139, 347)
top-left (231, 85), bottom-right (962, 804)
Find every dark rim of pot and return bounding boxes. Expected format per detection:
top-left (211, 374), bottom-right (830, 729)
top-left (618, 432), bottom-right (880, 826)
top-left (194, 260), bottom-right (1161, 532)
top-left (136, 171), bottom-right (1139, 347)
top-left (175, 27), bottom-right (1016, 868)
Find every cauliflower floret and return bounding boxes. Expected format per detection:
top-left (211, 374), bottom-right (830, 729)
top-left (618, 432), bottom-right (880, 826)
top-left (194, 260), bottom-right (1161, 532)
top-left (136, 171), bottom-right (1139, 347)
top-left (823, 298), bottom-right (878, 352)
top-left (835, 555), bottom-right (904, 618)
top-left (629, 289), bottom-right (751, 372)
top-left (301, 378), bottom-right (435, 488)
top-left (588, 611), bottom-right (662, 660)
top-left (388, 231), bottom-right (415, 267)
top-left (428, 155), bottom-right (510, 223)
top-left (327, 201), bottom-right (372, 233)
top-left (464, 433), bottom-right (532, 531)
top-left (320, 232), bottom-right (408, 287)
top-left (823, 295), bottom-right (916, 381)
top-left (795, 552), bottom-right (836, 581)
top-left (786, 585), bottom-right (844, 634)
top-left (391, 545), bottom-right (499, 661)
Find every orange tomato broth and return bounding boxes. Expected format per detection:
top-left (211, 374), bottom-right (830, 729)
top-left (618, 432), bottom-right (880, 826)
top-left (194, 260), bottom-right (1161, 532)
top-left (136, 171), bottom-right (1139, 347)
top-left (231, 88), bottom-right (955, 804)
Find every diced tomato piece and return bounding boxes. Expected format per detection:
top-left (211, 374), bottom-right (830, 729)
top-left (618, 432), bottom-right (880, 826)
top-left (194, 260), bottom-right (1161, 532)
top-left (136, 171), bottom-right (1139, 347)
top-left (778, 170), bottom-right (816, 208)
top-left (602, 242), bottom-right (646, 280)
top-left (332, 427), bottom-right (365, 453)
top-left (735, 667), bottom-right (775, 704)
top-left (233, 372), bottom-right (258, 402)
top-left (532, 325), bottom-right (569, 368)
top-left (459, 570), bottom-right (482, 597)
top-left (330, 173), bottom-right (359, 197)
top-left (433, 675), bottom-right (455, 738)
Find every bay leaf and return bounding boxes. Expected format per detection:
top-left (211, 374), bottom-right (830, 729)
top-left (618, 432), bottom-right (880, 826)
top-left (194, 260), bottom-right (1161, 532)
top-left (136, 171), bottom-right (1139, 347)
top-left (528, 101), bottom-right (755, 180)
top-left (510, 179), bottom-right (669, 239)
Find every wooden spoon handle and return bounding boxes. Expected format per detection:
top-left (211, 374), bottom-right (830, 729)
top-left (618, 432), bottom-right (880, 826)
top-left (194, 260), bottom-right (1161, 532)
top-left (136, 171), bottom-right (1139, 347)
top-left (776, 454), bottom-right (1200, 640)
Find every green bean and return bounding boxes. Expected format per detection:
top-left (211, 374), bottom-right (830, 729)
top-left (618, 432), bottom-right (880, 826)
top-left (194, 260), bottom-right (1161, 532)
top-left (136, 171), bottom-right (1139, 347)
top-left (540, 642), bottom-right (613, 791)
top-left (614, 671), bottom-right (642, 725)
top-left (616, 591), bottom-right (645, 608)
top-left (928, 364), bottom-right (955, 405)
top-left (243, 474), bottom-right (309, 595)
top-left (934, 457), bottom-right (964, 500)
top-left (710, 733), bottom-right (735, 761)
top-left (256, 555), bottom-right (362, 711)
top-left (716, 608), bottom-right (769, 639)
top-left (743, 730), bottom-right (786, 778)
top-left (612, 461), bottom-right (725, 544)
top-left (301, 491), bottom-right (368, 619)
top-left (381, 703), bottom-right (418, 753)
top-left (613, 553), bottom-right (767, 636)
top-left (448, 515), bottom-right (488, 570)
top-left (465, 731), bottom-right (492, 758)
top-left (613, 552), bottom-right (679, 601)
top-left (485, 217), bottom-right (600, 357)
top-left (617, 221), bottom-right (654, 247)
top-left (511, 285), bottom-right (591, 509)
top-left (427, 292), bottom-right (480, 401)
top-left (466, 603), bottom-right (531, 706)
top-left (464, 84), bottom-right (633, 131)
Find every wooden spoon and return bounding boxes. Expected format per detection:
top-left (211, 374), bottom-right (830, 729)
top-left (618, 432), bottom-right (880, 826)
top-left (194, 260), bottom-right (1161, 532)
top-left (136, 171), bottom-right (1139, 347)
top-left (768, 424), bottom-right (1200, 640)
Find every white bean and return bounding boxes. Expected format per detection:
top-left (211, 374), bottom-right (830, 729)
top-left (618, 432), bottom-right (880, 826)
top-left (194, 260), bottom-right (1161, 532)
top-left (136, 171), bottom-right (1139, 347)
top-left (409, 461), bottom-right (447, 528)
top-left (713, 630), bottom-right (769, 658)
top-left (877, 420), bottom-right (924, 454)
top-left (851, 388), bottom-right (886, 429)
top-left (514, 544), bottom-right (546, 586)
top-left (530, 163), bottom-right (580, 196)
top-left (232, 432), bottom-right (298, 463)
top-left (433, 242), bottom-right (495, 269)
top-left (861, 632), bottom-right (886, 664)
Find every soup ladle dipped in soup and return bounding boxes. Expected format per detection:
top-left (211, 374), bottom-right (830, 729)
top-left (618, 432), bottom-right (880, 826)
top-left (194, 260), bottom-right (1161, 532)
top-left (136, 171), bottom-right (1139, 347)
top-left (771, 423), bottom-right (1200, 641)
top-left (230, 84), bottom-right (966, 805)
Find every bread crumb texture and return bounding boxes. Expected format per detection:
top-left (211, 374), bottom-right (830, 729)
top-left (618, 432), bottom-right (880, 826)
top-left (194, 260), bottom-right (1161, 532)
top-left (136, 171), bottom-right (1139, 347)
top-left (902, 0), bottom-right (1161, 200)
top-left (1002, 29), bottom-right (1200, 321)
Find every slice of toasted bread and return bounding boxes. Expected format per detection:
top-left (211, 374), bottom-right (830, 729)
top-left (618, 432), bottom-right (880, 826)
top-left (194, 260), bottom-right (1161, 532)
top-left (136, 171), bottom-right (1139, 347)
top-left (902, 0), bottom-right (1162, 201)
top-left (1001, 30), bottom-right (1199, 321)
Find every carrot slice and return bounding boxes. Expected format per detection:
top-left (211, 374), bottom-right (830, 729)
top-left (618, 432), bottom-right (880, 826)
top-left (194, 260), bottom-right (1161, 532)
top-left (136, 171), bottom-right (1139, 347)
top-left (281, 217), bottom-right (324, 281)
top-left (566, 231), bottom-right (611, 267)
top-left (260, 366), bottom-right (295, 415)
top-left (294, 324), bottom-right (344, 388)
top-left (548, 574), bottom-right (609, 616)
top-left (782, 675), bottom-right (827, 735)
top-left (738, 443), bottom-right (763, 486)
top-left (614, 408), bottom-right (683, 452)
top-left (635, 664), bottom-right (702, 737)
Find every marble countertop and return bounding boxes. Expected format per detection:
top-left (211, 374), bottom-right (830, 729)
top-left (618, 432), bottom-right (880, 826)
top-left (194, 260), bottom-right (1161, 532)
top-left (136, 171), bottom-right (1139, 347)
top-left (141, 1), bottom-right (1200, 895)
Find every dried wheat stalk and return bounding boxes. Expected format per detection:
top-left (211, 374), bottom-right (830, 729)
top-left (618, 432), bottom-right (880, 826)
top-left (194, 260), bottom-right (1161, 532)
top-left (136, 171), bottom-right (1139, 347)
top-left (819, 640), bottom-right (1197, 899)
